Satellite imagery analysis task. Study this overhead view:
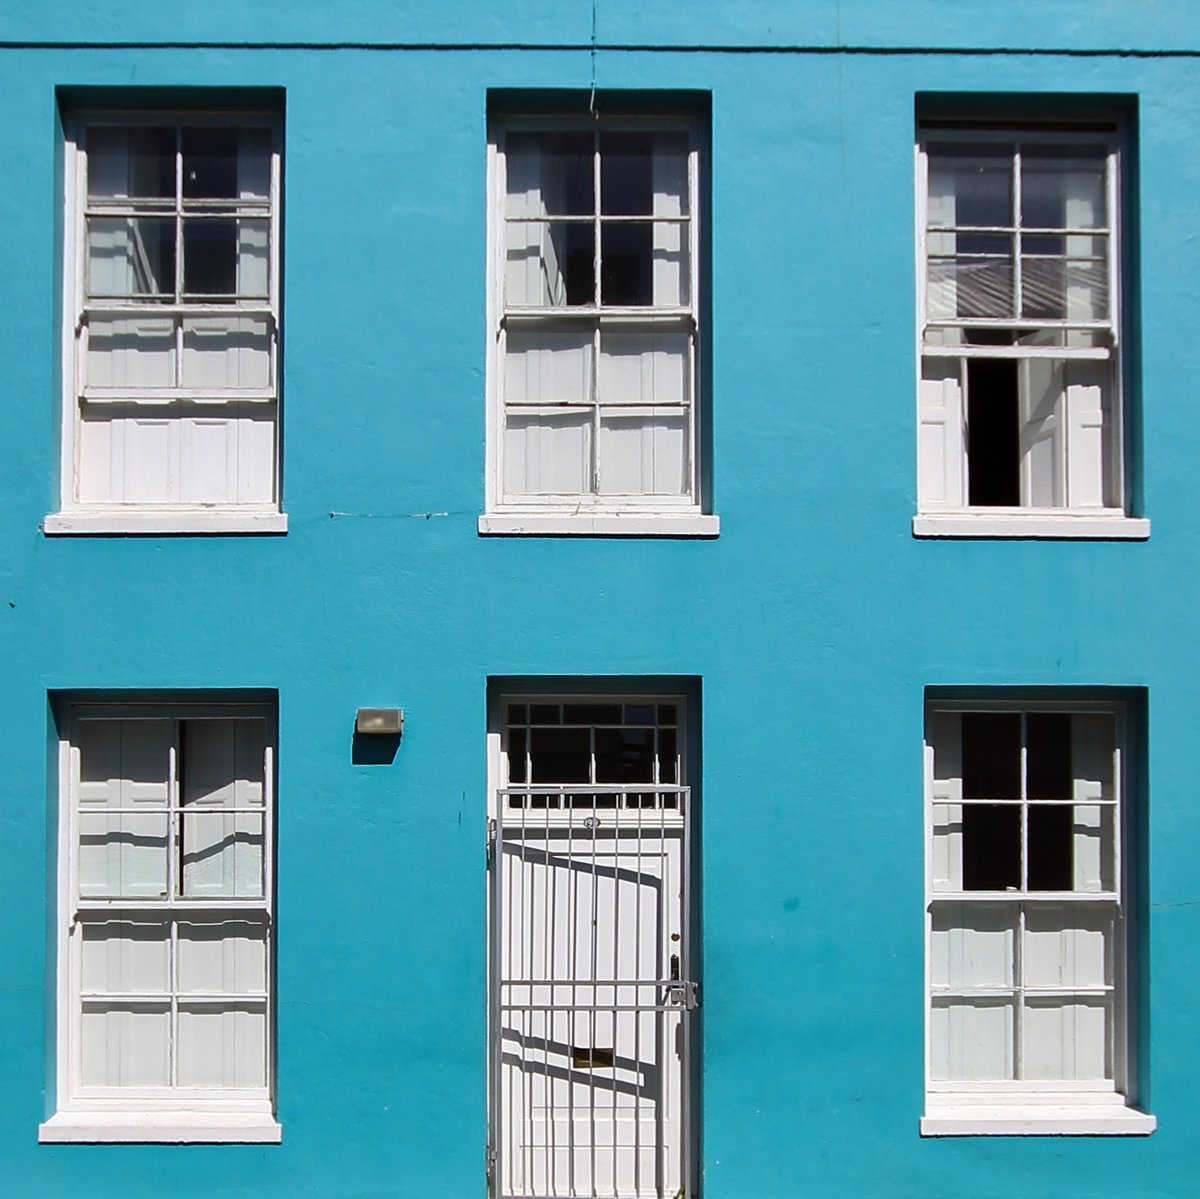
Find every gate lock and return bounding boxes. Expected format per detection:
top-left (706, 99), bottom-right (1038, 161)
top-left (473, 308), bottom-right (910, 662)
top-left (666, 979), bottom-right (699, 1009)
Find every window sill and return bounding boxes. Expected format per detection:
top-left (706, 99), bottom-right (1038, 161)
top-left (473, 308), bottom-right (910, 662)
top-left (921, 1102), bottom-right (1156, 1137)
top-left (43, 510), bottom-right (288, 536)
top-left (38, 1111), bottom-right (282, 1144)
top-left (478, 512), bottom-right (720, 538)
top-left (913, 513), bottom-right (1149, 540)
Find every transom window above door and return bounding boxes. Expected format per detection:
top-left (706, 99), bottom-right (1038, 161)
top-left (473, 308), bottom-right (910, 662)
top-left (503, 700), bottom-right (681, 805)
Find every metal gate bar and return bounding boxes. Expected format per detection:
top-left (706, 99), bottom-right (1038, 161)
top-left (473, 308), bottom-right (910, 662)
top-left (490, 785), bottom-right (694, 1199)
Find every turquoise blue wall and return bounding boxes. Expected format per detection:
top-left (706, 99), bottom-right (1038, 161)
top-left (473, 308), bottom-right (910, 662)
top-left (2, 3), bottom-right (1199, 1195)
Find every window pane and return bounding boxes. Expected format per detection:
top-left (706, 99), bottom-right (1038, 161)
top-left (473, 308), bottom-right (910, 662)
top-left (177, 1004), bottom-right (267, 1088)
top-left (597, 410), bottom-right (688, 496)
top-left (505, 328), bottom-right (593, 406)
top-left (507, 727), bottom-right (528, 783)
top-left (177, 920), bottom-right (268, 994)
top-left (1022, 997), bottom-right (1111, 1081)
top-left (179, 718), bottom-right (266, 898)
top-left (600, 131), bottom-right (655, 215)
top-left (182, 316), bottom-right (271, 389)
top-left (78, 719), bottom-right (170, 898)
top-left (77, 404), bottom-right (176, 504)
top-left (181, 719), bottom-right (265, 807)
top-left (930, 997), bottom-right (1016, 1081)
top-left (182, 127), bottom-right (270, 200)
top-left (1072, 714), bottom-right (1116, 801)
top-left (961, 804), bottom-right (1021, 891)
top-left (595, 727), bottom-right (655, 783)
top-left (927, 238), bottom-right (1014, 319)
top-left (961, 713), bottom-right (1020, 799)
top-left (598, 329), bottom-right (689, 406)
top-left (87, 127), bottom-right (174, 200)
top-left (930, 903), bottom-right (1016, 989)
top-left (234, 127), bottom-right (272, 199)
top-left (927, 146), bottom-right (1013, 228)
top-left (600, 223), bottom-right (687, 306)
top-left (1020, 148), bottom-right (1106, 230)
top-left (528, 727), bottom-right (591, 783)
top-left (87, 217), bottom-right (175, 299)
top-left (657, 726), bottom-right (678, 783)
top-left (1027, 713), bottom-right (1072, 798)
top-left (506, 131), bottom-right (593, 218)
top-left (608, 131), bottom-right (689, 219)
top-left (1028, 804), bottom-right (1073, 890)
top-left (81, 920), bottom-right (170, 994)
top-left (506, 221), bottom-right (595, 307)
top-left (87, 316), bottom-right (177, 388)
top-left (181, 810), bottom-right (264, 898)
top-left (182, 218), bottom-right (269, 298)
top-left (1021, 235), bottom-right (1108, 320)
top-left (931, 803), bottom-right (963, 892)
top-left (563, 704), bottom-right (623, 725)
top-left (655, 133), bottom-right (690, 218)
top-left (81, 1003), bottom-right (170, 1087)
top-left (1023, 904), bottom-right (1113, 989)
top-left (1072, 803), bottom-right (1116, 892)
top-left (504, 409), bottom-right (592, 495)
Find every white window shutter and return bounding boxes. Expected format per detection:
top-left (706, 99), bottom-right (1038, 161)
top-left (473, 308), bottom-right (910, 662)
top-left (1020, 359), bottom-right (1066, 507)
top-left (929, 711), bottom-right (963, 892)
top-left (1064, 360), bottom-right (1111, 508)
top-left (918, 360), bottom-right (965, 508)
top-left (1071, 713), bottom-right (1116, 892)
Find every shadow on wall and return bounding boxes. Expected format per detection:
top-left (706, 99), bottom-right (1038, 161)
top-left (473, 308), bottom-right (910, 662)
top-left (351, 730), bottom-right (401, 765)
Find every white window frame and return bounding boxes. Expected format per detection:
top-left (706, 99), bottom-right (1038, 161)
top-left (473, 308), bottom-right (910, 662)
top-left (913, 122), bottom-right (1148, 540)
top-left (46, 111), bottom-right (286, 536)
top-left (921, 697), bottom-right (1154, 1136)
top-left (39, 701), bottom-right (281, 1144)
top-left (481, 114), bottom-right (718, 537)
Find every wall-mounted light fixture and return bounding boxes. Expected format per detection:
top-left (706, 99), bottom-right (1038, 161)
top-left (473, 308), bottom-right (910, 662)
top-left (355, 708), bottom-right (404, 735)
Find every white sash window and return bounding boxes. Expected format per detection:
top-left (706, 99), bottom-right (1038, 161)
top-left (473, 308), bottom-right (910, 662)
top-left (51, 113), bottom-right (283, 535)
top-left (922, 700), bottom-right (1154, 1136)
top-left (40, 703), bottom-right (279, 1144)
top-left (915, 124), bottom-right (1144, 538)
top-left (484, 114), bottom-right (716, 536)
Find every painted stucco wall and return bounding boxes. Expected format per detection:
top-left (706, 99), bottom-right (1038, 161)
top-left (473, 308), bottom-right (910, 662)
top-left (1, 3), bottom-right (1198, 1195)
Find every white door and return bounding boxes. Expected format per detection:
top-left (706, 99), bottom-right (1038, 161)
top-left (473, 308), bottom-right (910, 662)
top-left (490, 700), bottom-right (694, 1199)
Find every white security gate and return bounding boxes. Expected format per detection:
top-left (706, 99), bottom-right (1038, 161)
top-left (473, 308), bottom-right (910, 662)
top-left (490, 785), bottom-right (694, 1199)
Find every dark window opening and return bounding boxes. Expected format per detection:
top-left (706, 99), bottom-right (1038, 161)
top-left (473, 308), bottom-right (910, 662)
top-left (595, 727), bottom-right (654, 783)
top-left (962, 804), bottom-right (1021, 890)
top-left (1028, 805), bottom-right (1074, 890)
top-left (528, 727), bottom-right (590, 783)
top-left (564, 704), bottom-right (622, 725)
top-left (657, 726), bottom-right (677, 784)
top-left (507, 728), bottom-right (528, 783)
top-left (967, 359), bottom-right (1020, 506)
top-left (962, 712), bottom-right (1020, 799)
top-left (600, 132), bottom-right (654, 215)
top-left (601, 224), bottom-right (653, 305)
top-left (183, 221), bottom-right (237, 296)
top-left (182, 128), bottom-right (240, 199)
top-left (555, 226), bottom-right (595, 306)
top-left (1027, 713), bottom-right (1072, 800)
top-left (539, 131), bottom-right (593, 216)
